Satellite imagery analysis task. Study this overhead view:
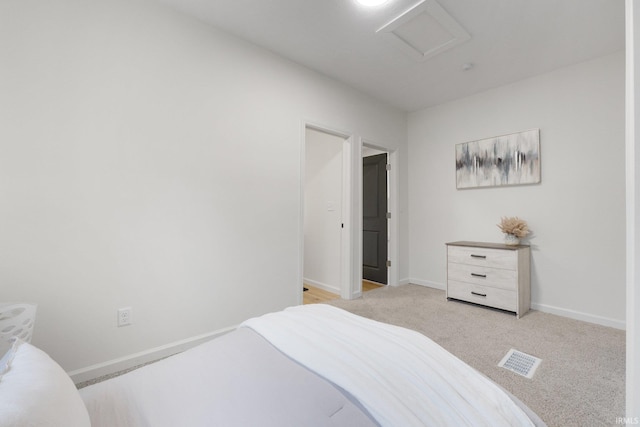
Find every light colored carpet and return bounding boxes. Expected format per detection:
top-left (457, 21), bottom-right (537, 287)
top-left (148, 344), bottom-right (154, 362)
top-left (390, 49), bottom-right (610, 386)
top-left (327, 284), bottom-right (625, 427)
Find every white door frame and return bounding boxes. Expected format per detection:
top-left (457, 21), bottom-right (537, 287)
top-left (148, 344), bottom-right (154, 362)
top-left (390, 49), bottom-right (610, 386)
top-left (300, 121), bottom-right (355, 301)
top-left (626, 0), bottom-right (640, 417)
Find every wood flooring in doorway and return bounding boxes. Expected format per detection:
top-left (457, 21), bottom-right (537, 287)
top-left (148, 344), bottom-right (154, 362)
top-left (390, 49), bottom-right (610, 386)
top-left (303, 281), bottom-right (383, 305)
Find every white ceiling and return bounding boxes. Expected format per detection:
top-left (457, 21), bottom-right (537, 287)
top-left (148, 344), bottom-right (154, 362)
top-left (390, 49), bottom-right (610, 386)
top-left (157, 0), bottom-right (625, 112)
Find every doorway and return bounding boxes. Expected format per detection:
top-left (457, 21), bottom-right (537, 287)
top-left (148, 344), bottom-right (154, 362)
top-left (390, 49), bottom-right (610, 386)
top-left (303, 127), bottom-right (350, 297)
top-left (362, 146), bottom-right (389, 285)
top-left (362, 147), bottom-right (389, 285)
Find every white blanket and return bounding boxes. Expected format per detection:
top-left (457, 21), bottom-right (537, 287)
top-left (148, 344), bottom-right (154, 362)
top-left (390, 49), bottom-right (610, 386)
top-left (242, 304), bottom-right (535, 427)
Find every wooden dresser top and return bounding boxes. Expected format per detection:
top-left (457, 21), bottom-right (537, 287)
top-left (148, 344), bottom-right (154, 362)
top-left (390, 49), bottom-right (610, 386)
top-left (446, 241), bottom-right (530, 250)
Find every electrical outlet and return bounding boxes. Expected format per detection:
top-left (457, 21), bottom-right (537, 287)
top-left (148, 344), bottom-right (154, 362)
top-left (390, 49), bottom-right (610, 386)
top-left (117, 307), bottom-right (132, 327)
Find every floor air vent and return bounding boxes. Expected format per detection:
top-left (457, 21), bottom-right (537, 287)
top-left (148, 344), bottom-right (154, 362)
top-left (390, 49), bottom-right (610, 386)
top-left (498, 349), bottom-right (541, 379)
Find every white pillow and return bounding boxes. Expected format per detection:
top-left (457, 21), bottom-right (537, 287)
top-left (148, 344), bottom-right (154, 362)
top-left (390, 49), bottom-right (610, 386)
top-left (0, 339), bottom-right (90, 427)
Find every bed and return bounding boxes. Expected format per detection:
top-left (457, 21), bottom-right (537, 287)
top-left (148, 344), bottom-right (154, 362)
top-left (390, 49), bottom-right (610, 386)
top-left (0, 304), bottom-right (545, 427)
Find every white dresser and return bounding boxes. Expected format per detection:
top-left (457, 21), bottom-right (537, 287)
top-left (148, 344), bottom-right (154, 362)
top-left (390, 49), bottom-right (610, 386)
top-left (446, 241), bottom-right (531, 318)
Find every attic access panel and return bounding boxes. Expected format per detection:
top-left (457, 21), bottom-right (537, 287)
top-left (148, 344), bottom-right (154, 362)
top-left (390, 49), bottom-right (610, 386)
top-left (377, 0), bottom-right (471, 61)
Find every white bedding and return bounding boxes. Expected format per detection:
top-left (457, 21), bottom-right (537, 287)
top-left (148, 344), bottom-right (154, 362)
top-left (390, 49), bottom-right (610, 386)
top-left (242, 304), bottom-right (535, 427)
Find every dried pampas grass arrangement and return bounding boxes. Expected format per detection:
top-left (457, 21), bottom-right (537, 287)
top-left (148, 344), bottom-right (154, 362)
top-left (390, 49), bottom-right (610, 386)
top-left (497, 216), bottom-right (530, 238)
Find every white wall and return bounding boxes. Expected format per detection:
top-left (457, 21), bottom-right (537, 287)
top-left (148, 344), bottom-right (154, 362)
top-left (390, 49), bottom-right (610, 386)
top-left (408, 52), bottom-right (626, 328)
top-left (0, 0), bottom-right (407, 376)
top-left (304, 129), bottom-right (344, 292)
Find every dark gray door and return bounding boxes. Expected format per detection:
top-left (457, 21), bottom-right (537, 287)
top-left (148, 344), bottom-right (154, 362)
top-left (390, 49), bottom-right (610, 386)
top-left (362, 153), bottom-right (388, 284)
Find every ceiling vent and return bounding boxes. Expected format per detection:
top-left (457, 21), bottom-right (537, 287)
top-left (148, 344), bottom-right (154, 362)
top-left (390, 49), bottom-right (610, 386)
top-left (377, 0), bottom-right (470, 62)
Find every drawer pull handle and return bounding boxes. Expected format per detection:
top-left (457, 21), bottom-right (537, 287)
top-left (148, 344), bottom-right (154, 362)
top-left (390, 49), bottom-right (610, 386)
top-left (470, 254), bottom-right (486, 259)
top-left (471, 273), bottom-right (487, 278)
top-left (471, 291), bottom-right (487, 297)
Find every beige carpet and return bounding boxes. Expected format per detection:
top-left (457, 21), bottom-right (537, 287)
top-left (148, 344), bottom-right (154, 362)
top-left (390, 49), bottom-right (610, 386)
top-left (327, 284), bottom-right (625, 427)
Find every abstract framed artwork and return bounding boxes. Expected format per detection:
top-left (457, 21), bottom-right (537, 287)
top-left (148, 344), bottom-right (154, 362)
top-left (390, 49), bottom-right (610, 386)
top-left (455, 129), bottom-right (540, 189)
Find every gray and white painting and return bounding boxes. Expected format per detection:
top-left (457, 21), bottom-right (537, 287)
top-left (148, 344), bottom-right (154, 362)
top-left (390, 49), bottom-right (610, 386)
top-left (455, 129), bottom-right (540, 189)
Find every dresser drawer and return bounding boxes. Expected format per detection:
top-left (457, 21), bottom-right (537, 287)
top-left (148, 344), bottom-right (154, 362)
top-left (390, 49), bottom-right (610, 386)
top-left (448, 245), bottom-right (517, 270)
top-left (447, 263), bottom-right (517, 291)
top-left (447, 280), bottom-right (517, 312)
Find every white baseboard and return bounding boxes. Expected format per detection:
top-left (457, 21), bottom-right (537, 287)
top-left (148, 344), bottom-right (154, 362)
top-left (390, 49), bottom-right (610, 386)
top-left (349, 291), bottom-right (363, 300)
top-left (68, 325), bottom-right (237, 384)
top-left (409, 278), bottom-right (446, 290)
top-left (303, 278), bottom-right (340, 294)
top-left (398, 277), bottom-right (411, 286)
top-left (531, 302), bottom-right (625, 330)
top-left (408, 278), bottom-right (625, 330)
